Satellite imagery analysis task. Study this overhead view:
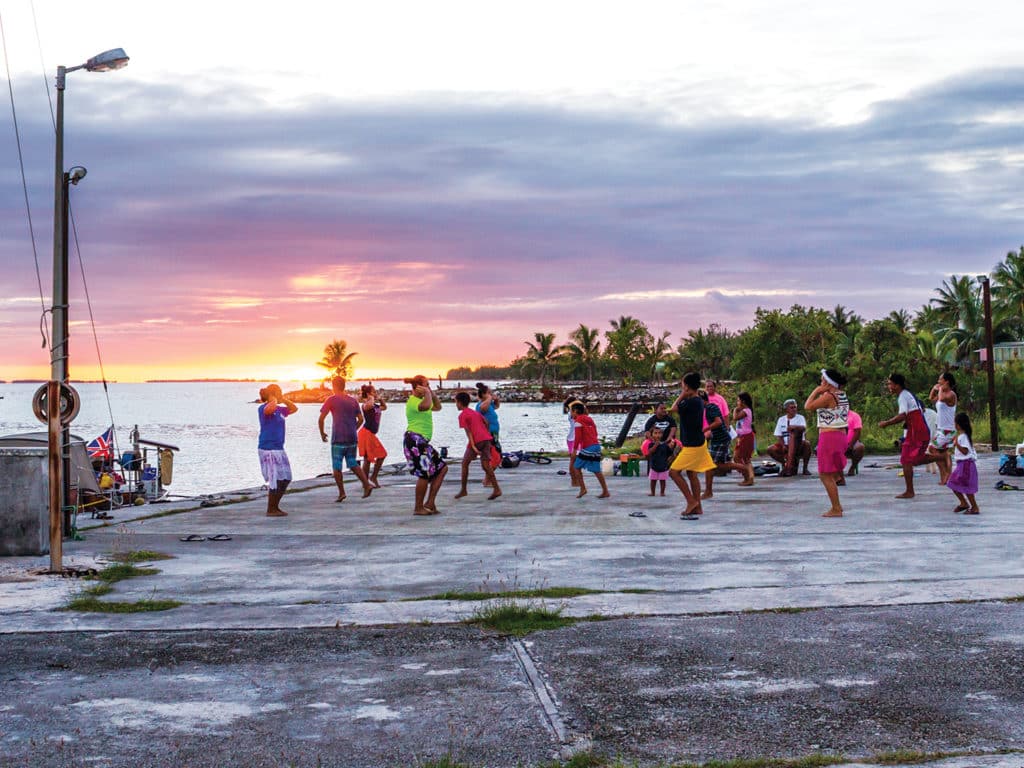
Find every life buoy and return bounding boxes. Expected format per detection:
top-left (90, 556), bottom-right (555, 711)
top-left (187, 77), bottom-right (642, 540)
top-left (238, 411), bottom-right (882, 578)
top-left (32, 382), bottom-right (81, 427)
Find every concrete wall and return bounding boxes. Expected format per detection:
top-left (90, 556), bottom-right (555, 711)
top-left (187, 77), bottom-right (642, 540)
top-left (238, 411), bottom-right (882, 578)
top-left (0, 447), bottom-right (49, 556)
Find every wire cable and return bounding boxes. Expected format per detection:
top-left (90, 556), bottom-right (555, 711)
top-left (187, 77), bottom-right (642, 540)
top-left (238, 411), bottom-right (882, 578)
top-left (29, 0), bottom-right (55, 128)
top-left (69, 199), bottom-right (119, 455)
top-left (0, 7), bottom-right (50, 350)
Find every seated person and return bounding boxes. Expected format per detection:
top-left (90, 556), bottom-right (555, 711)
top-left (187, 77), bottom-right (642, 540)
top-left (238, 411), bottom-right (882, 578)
top-left (643, 402), bottom-right (677, 443)
top-left (766, 399), bottom-right (811, 476)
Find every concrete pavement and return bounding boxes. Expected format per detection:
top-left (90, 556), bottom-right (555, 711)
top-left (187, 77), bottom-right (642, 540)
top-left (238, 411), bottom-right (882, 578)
top-left (2, 454), bottom-right (1024, 766)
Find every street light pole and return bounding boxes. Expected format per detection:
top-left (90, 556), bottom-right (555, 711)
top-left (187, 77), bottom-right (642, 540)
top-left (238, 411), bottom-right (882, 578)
top-left (47, 48), bottom-right (129, 572)
top-left (979, 275), bottom-right (999, 452)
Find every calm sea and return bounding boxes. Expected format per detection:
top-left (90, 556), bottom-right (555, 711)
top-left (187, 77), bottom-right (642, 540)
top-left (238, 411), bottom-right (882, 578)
top-left (0, 382), bottom-right (630, 497)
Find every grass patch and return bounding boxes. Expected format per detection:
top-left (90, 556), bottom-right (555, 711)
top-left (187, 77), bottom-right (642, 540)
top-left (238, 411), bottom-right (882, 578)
top-left (64, 595), bottom-right (183, 613)
top-left (672, 756), bottom-right (847, 768)
top-left (466, 602), bottom-right (577, 636)
top-left (542, 749), bottom-right (1024, 768)
top-left (418, 757), bottom-right (471, 768)
top-left (89, 564), bottom-right (160, 583)
top-left (109, 549), bottom-right (174, 563)
top-left (1002, 595), bottom-right (1024, 603)
top-left (404, 587), bottom-right (653, 602)
top-left (63, 560), bottom-right (180, 613)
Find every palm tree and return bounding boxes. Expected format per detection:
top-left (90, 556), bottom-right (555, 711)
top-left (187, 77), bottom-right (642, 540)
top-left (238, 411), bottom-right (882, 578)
top-left (828, 305), bottom-right (863, 336)
top-left (317, 339), bottom-right (358, 380)
top-left (886, 309), bottom-right (913, 333)
top-left (913, 303), bottom-right (944, 333)
top-left (993, 246), bottom-right (1024, 336)
top-left (522, 332), bottom-right (560, 386)
top-left (561, 324), bottom-right (602, 386)
top-left (931, 275), bottom-right (984, 363)
top-left (604, 315), bottom-right (650, 384)
top-left (640, 330), bottom-right (673, 383)
top-left (676, 324), bottom-right (736, 379)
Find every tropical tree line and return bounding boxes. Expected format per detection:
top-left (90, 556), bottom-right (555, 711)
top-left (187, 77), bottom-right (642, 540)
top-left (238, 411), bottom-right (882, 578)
top-left (510, 247), bottom-right (1024, 423)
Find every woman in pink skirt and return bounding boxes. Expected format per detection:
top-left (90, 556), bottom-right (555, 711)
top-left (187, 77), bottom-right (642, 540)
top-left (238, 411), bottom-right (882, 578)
top-left (947, 412), bottom-right (980, 514)
top-left (805, 368), bottom-right (850, 518)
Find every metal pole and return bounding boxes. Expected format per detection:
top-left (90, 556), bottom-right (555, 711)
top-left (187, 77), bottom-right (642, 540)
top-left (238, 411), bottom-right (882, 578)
top-left (981, 276), bottom-right (999, 451)
top-left (53, 67), bottom-right (67, 384)
top-left (47, 382), bottom-right (63, 572)
top-left (49, 67), bottom-right (67, 570)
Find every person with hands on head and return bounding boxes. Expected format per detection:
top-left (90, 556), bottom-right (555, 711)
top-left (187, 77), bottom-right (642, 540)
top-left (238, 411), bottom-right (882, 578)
top-left (454, 391), bottom-right (502, 501)
top-left (257, 384), bottom-right (297, 517)
top-left (358, 384), bottom-right (388, 489)
top-left (668, 372), bottom-right (717, 519)
top-left (926, 371), bottom-right (958, 486)
top-left (403, 374), bottom-right (448, 515)
top-left (805, 368), bottom-right (851, 517)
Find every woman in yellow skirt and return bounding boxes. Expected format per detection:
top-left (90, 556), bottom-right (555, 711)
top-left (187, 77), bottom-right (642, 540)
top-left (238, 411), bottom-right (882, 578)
top-left (669, 372), bottom-right (717, 519)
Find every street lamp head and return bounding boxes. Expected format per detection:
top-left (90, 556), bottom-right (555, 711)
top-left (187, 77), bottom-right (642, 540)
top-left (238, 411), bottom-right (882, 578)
top-left (84, 48), bottom-right (129, 72)
top-left (977, 274), bottom-right (990, 285)
top-left (67, 166), bottom-right (87, 186)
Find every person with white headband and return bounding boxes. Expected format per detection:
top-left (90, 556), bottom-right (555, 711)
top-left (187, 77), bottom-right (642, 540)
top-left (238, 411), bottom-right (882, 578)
top-left (805, 368), bottom-right (851, 517)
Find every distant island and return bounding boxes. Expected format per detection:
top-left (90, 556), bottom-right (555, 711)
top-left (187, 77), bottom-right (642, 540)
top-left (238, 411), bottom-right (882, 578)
top-left (146, 378), bottom-right (264, 383)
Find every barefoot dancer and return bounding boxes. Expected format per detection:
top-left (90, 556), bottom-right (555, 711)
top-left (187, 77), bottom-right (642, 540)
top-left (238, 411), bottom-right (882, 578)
top-left (570, 401), bottom-right (610, 499)
top-left (454, 392), bottom-right (501, 500)
top-left (947, 412), bottom-right (980, 515)
top-left (358, 384), bottom-right (388, 488)
top-left (700, 389), bottom-right (754, 498)
top-left (669, 372), bottom-right (717, 519)
top-left (476, 383), bottom-right (501, 487)
top-left (732, 392), bottom-right (756, 485)
top-left (257, 384), bottom-right (296, 517)
top-left (564, 396), bottom-right (584, 489)
top-left (805, 368), bottom-right (850, 518)
top-left (319, 377), bottom-right (374, 502)
top-left (879, 373), bottom-right (930, 499)
top-left (404, 375), bottom-right (448, 515)
top-left (926, 372), bottom-right (958, 485)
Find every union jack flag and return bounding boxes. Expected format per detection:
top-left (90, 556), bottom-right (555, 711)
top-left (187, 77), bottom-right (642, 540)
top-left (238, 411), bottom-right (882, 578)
top-left (87, 426), bottom-right (114, 460)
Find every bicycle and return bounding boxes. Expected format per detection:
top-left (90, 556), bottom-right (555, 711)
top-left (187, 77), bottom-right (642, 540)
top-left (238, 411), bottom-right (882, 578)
top-left (499, 450), bottom-right (553, 468)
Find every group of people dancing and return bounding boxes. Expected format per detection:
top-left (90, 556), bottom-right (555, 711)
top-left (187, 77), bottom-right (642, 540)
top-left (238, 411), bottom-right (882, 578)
top-left (566, 369), bottom-right (980, 519)
top-left (256, 376), bottom-right (503, 517)
top-left (256, 367), bottom-right (981, 519)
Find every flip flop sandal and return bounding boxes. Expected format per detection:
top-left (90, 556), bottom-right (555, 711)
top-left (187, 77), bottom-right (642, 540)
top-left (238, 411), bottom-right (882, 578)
top-left (208, 534), bottom-right (232, 541)
top-left (179, 534), bottom-right (206, 542)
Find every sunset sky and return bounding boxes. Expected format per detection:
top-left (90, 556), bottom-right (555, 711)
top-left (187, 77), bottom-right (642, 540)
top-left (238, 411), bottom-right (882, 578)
top-left (2, 1), bottom-right (1024, 382)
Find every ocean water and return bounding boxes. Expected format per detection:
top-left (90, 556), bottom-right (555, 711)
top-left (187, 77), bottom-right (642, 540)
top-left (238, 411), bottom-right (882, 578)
top-left (0, 382), bottom-right (632, 497)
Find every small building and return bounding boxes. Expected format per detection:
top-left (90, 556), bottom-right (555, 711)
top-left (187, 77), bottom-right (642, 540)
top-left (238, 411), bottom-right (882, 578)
top-left (977, 341), bottom-right (1024, 365)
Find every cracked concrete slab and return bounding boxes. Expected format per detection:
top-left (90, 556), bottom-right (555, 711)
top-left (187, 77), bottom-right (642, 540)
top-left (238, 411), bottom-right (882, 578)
top-left (3, 453), bottom-right (1024, 767)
